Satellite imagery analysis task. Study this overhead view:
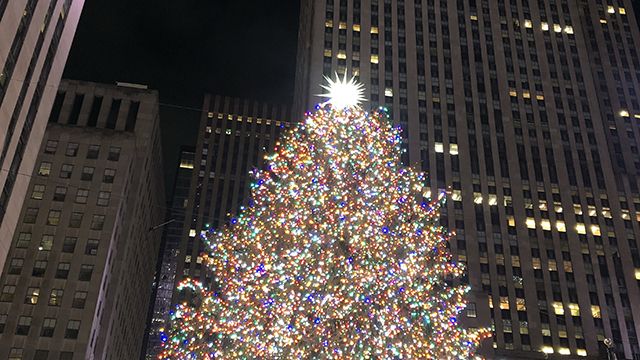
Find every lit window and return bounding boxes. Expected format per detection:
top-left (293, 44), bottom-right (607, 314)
top-left (607, 5), bottom-right (615, 13)
top-left (31, 184), bottom-right (45, 200)
top-left (564, 25), bottom-right (574, 34)
top-left (509, 89), bottom-right (517, 97)
top-left (450, 143), bottom-right (459, 155)
top-left (434, 142), bottom-right (444, 153)
top-left (553, 302), bottom-right (564, 315)
top-left (526, 218), bottom-right (536, 229)
top-left (600, 19), bottom-right (607, 24)
top-left (620, 110), bottom-right (630, 117)
top-left (568, 303), bottom-right (580, 316)
top-left (338, 22), bottom-right (347, 29)
top-left (370, 54), bottom-right (379, 64)
top-left (590, 225), bottom-right (601, 236)
top-left (49, 289), bottom-right (63, 306)
top-left (451, 190), bottom-right (462, 202)
top-left (25, 287), bottom-right (39, 304)
top-left (535, 94), bottom-right (545, 101)
top-left (487, 194), bottom-right (498, 206)
top-left (325, 20), bottom-right (333, 28)
top-left (323, 49), bottom-right (332, 57)
top-left (541, 346), bottom-right (554, 354)
top-left (619, 7), bottom-right (626, 14)
top-left (553, 23), bottom-right (562, 32)
top-left (47, 210), bottom-right (61, 226)
top-left (470, 15), bottom-right (478, 21)
top-left (507, 216), bottom-right (515, 227)
top-left (540, 219), bottom-right (551, 231)
top-left (524, 19), bottom-right (532, 28)
top-left (635, 269), bottom-right (640, 280)
top-left (591, 305), bottom-right (601, 318)
top-left (541, 22), bottom-right (549, 31)
top-left (189, 229), bottom-right (197, 237)
top-left (352, 24), bottom-right (360, 31)
top-left (370, 26), bottom-right (378, 34)
top-left (38, 162), bottom-right (52, 176)
top-left (575, 223), bottom-right (586, 234)
top-left (384, 88), bottom-right (393, 97)
top-left (522, 91), bottom-right (531, 99)
top-left (577, 349), bottom-right (587, 356)
top-left (336, 50), bottom-right (347, 59)
top-left (473, 193), bottom-right (483, 204)
top-left (39, 234), bottom-right (53, 251)
top-left (558, 348), bottom-right (571, 355)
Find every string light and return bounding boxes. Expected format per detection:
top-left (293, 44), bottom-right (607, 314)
top-left (160, 86), bottom-right (488, 359)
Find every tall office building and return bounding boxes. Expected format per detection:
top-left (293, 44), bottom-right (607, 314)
top-left (142, 95), bottom-right (290, 354)
top-left (0, 0), bottom-right (85, 271)
top-left (143, 146), bottom-right (195, 360)
top-left (295, 0), bottom-right (640, 359)
top-left (0, 80), bottom-right (165, 360)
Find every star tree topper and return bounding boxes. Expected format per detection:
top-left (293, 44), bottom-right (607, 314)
top-left (318, 72), bottom-right (366, 109)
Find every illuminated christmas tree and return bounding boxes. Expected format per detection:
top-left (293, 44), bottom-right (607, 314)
top-left (161, 75), bottom-right (488, 359)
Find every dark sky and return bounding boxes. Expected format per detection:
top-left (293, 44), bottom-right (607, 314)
top-left (63, 0), bottom-right (301, 196)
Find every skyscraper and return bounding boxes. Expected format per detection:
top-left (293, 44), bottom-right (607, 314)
top-left (295, 0), bottom-right (640, 358)
top-left (143, 95), bottom-right (291, 354)
top-left (143, 146), bottom-right (195, 360)
top-left (0, 0), bottom-right (85, 271)
top-left (0, 80), bottom-right (165, 360)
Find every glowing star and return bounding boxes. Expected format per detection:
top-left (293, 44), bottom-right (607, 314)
top-left (318, 72), bottom-right (366, 109)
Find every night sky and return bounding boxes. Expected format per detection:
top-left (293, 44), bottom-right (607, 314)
top-left (63, 0), bottom-right (301, 196)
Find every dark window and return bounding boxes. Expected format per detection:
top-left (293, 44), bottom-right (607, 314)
top-left (87, 144), bottom-right (100, 159)
top-left (49, 92), bottom-right (65, 123)
top-left (55, 263), bottom-right (70, 279)
top-left (106, 99), bottom-right (121, 129)
top-left (15, 316), bottom-right (31, 335)
top-left (62, 237), bottom-right (77, 253)
top-left (85, 239), bottom-right (99, 255)
top-left (79, 265), bottom-right (94, 281)
top-left (72, 291), bottom-right (87, 309)
top-left (87, 96), bottom-right (103, 127)
top-left (67, 94), bottom-right (84, 125)
top-left (64, 320), bottom-right (80, 339)
top-left (125, 101), bottom-right (140, 131)
top-left (107, 146), bottom-right (120, 161)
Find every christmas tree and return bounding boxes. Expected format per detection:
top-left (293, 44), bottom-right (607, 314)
top-left (160, 75), bottom-right (488, 359)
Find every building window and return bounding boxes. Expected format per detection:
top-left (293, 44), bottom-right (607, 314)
top-left (62, 237), bottom-right (77, 253)
top-left (24, 208), bottom-right (38, 223)
top-left (65, 143), bottom-right (79, 157)
top-left (90, 215), bottom-right (105, 230)
top-left (97, 191), bottom-right (110, 206)
top-left (8, 348), bottom-right (23, 360)
top-left (32, 261), bottom-right (47, 277)
top-left (53, 186), bottom-right (67, 201)
top-left (59, 164), bottom-right (73, 179)
top-left (81, 166), bottom-right (95, 181)
top-left (69, 212), bottom-right (83, 228)
top-left (65, 320), bottom-right (80, 339)
top-left (44, 140), bottom-right (58, 154)
top-left (1, 285), bottom-right (16, 302)
top-left (79, 265), bottom-right (94, 281)
top-left (55, 263), bottom-right (70, 279)
top-left (25, 287), bottom-right (39, 304)
top-left (0, 314), bottom-right (7, 333)
top-left (47, 210), bottom-right (61, 225)
top-left (107, 146), bottom-right (121, 161)
top-left (467, 302), bottom-right (477, 318)
top-left (31, 184), bottom-right (45, 199)
top-left (103, 168), bottom-right (116, 183)
top-left (41, 318), bottom-right (56, 337)
top-left (16, 232), bottom-right (31, 248)
top-left (75, 189), bottom-right (89, 204)
top-left (87, 144), bottom-right (100, 159)
top-left (15, 316), bottom-right (31, 335)
top-left (85, 239), bottom-right (99, 255)
top-left (72, 291), bottom-right (87, 309)
top-left (38, 161), bottom-right (52, 176)
top-left (8, 258), bottom-right (24, 275)
top-left (39, 234), bottom-right (53, 251)
top-left (48, 289), bottom-right (63, 306)
top-left (59, 352), bottom-right (73, 360)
